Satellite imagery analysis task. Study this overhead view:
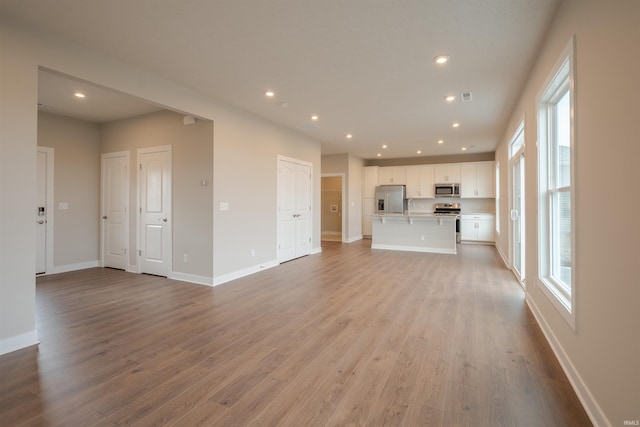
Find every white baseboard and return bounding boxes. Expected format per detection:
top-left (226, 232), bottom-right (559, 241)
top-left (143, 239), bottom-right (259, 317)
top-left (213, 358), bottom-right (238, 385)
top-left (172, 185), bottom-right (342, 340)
top-left (213, 259), bottom-right (279, 287)
top-left (310, 247), bottom-right (322, 255)
top-left (495, 242), bottom-right (509, 268)
top-left (525, 296), bottom-right (609, 427)
top-left (0, 330), bottom-right (39, 356)
top-left (127, 263), bottom-right (139, 274)
top-left (51, 260), bottom-right (100, 274)
top-left (344, 235), bottom-right (363, 243)
top-left (169, 271), bottom-right (213, 287)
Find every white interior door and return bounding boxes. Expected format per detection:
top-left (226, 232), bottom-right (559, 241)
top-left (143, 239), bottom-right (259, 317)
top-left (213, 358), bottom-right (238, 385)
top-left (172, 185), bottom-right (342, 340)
top-left (101, 151), bottom-right (129, 270)
top-left (138, 146), bottom-right (172, 276)
top-left (36, 147), bottom-right (53, 275)
top-left (278, 157), bottom-right (312, 263)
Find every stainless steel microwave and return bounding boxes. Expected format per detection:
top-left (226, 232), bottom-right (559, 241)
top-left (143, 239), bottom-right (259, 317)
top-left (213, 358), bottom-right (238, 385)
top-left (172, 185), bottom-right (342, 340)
top-left (434, 183), bottom-right (460, 197)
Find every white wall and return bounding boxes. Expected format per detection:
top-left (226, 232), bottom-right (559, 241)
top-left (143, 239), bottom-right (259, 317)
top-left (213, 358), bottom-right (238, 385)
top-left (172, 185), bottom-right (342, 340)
top-left (38, 113), bottom-right (101, 270)
top-left (0, 18), bottom-right (322, 353)
top-left (495, 1), bottom-right (640, 424)
top-left (100, 110), bottom-right (214, 278)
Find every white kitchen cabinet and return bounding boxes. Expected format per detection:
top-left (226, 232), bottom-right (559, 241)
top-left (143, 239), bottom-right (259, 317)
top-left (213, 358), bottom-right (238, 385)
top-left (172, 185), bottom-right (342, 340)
top-left (406, 165), bottom-right (435, 198)
top-left (460, 213), bottom-right (495, 242)
top-left (362, 197), bottom-right (376, 236)
top-left (434, 163), bottom-right (461, 183)
top-left (461, 161), bottom-right (495, 198)
top-left (363, 166), bottom-right (379, 198)
top-left (378, 166), bottom-right (407, 185)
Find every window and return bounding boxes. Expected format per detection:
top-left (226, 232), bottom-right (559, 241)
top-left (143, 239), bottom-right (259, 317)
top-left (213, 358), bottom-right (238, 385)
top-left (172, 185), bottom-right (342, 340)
top-left (537, 37), bottom-right (576, 329)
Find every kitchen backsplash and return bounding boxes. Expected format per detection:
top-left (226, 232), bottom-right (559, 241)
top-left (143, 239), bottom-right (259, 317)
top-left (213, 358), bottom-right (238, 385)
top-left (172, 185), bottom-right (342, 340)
top-left (409, 198), bottom-right (496, 214)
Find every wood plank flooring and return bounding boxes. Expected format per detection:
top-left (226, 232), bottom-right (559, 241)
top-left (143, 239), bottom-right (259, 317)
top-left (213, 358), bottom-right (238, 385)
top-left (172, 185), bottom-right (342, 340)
top-left (0, 241), bottom-right (591, 426)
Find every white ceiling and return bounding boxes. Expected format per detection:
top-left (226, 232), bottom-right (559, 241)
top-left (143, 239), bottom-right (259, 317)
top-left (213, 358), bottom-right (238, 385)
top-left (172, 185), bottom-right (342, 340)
top-left (1, 0), bottom-right (560, 159)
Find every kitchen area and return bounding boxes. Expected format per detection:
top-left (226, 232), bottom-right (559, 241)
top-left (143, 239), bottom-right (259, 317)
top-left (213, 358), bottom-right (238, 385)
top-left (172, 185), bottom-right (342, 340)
top-left (363, 161), bottom-right (496, 254)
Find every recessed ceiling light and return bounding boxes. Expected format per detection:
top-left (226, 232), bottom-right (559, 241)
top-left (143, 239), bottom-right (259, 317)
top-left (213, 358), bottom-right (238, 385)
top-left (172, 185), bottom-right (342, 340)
top-left (382, 144), bottom-right (388, 149)
top-left (434, 54), bottom-right (450, 64)
top-left (452, 122), bottom-right (460, 128)
top-left (461, 147), bottom-right (467, 151)
top-left (265, 91), bottom-right (275, 97)
top-left (346, 134), bottom-right (353, 139)
top-left (377, 153), bottom-right (382, 157)
top-left (438, 140), bottom-right (444, 144)
top-left (417, 150), bottom-right (422, 154)
top-left (311, 115), bottom-right (319, 121)
top-left (74, 92), bottom-right (85, 98)
top-left (445, 95), bottom-right (456, 102)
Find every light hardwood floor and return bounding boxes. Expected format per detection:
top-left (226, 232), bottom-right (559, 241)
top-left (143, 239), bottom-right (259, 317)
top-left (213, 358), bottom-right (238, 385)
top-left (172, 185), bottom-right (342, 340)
top-left (0, 241), bottom-right (591, 426)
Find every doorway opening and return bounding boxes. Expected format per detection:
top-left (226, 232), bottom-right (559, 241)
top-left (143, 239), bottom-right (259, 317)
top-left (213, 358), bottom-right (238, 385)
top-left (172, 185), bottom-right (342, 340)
top-left (36, 146), bottom-right (54, 275)
top-left (321, 175), bottom-right (344, 242)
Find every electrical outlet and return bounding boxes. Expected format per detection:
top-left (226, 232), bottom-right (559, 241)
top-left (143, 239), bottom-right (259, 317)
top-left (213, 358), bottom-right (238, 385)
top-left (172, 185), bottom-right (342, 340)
top-left (420, 235), bottom-right (425, 241)
top-left (251, 249), bottom-right (256, 257)
top-left (183, 254), bottom-right (188, 263)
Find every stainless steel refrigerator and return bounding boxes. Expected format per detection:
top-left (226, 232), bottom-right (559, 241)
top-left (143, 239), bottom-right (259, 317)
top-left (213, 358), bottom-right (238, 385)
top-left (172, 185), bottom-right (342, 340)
top-left (375, 185), bottom-right (405, 214)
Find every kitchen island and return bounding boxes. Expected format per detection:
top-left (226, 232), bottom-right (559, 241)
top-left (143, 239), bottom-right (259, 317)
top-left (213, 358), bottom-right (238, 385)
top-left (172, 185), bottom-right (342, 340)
top-left (371, 214), bottom-right (457, 254)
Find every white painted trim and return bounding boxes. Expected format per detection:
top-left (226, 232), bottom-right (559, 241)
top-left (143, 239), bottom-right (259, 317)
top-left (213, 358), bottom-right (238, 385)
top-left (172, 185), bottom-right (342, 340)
top-left (127, 263), bottom-right (138, 273)
top-left (344, 235), bottom-right (363, 243)
top-left (50, 260), bottom-right (100, 274)
top-left (371, 244), bottom-right (456, 255)
top-left (525, 295), bottom-right (609, 427)
top-left (0, 330), bottom-right (39, 356)
top-left (310, 247), bottom-right (322, 255)
top-left (495, 242), bottom-right (509, 269)
top-left (169, 271), bottom-right (213, 287)
top-left (213, 259), bottom-right (279, 286)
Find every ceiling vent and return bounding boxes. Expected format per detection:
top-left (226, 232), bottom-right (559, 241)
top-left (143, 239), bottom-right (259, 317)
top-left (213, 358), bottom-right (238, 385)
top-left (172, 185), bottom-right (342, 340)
top-left (461, 91), bottom-right (473, 102)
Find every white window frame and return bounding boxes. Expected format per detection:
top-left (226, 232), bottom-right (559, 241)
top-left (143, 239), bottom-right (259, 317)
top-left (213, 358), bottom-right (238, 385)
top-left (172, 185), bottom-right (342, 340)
top-left (536, 36), bottom-right (577, 330)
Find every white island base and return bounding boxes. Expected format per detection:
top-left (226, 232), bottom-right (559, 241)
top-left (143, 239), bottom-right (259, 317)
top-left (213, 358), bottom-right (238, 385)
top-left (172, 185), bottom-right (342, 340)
top-left (371, 214), bottom-right (457, 254)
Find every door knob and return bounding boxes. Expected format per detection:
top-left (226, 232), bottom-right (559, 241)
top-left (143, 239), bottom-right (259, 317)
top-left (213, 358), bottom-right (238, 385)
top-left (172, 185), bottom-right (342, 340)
top-left (36, 220), bottom-right (45, 224)
top-left (102, 215), bottom-right (108, 220)
top-left (160, 218), bottom-right (168, 222)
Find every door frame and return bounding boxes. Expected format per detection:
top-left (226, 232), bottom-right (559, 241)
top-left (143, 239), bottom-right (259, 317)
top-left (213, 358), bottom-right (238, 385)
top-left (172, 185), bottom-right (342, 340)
top-left (36, 146), bottom-right (54, 275)
top-left (508, 121), bottom-right (526, 288)
top-left (100, 150), bottom-right (130, 270)
top-left (136, 145), bottom-right (172, 275)
top-left (320, 173), bottom-right (345, 242)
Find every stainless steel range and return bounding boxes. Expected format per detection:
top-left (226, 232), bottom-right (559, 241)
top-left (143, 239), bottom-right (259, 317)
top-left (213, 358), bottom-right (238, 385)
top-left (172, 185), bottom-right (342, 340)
top-left (434, 203), bottom-right (461, 243)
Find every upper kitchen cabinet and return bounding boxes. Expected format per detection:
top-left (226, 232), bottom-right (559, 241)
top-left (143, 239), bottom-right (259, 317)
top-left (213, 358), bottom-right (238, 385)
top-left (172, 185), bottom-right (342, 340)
top-left (378, 166), bottom-right (407, 185)
top-left (406, 165), bottom-right (435, 198)
top-left (363, 166), bottom-right (379, 198)
top-left (460, 161), bottom-right (495, 198)
top-left (434, 163), bottom-right (461, 183)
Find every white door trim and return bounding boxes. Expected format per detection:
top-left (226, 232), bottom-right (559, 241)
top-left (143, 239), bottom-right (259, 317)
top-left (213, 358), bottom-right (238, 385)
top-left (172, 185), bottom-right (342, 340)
top-left (100, 150), bottom-right (130, 270)
top-left (136, 145), bottom-right (172, 275)
top-left (36, 146), bottom-right (54, 275)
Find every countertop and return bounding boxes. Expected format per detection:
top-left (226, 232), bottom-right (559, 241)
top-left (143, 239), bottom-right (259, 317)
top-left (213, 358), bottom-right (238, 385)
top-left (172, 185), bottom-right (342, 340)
top-left (371, 213), bottom-right (458, 219)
